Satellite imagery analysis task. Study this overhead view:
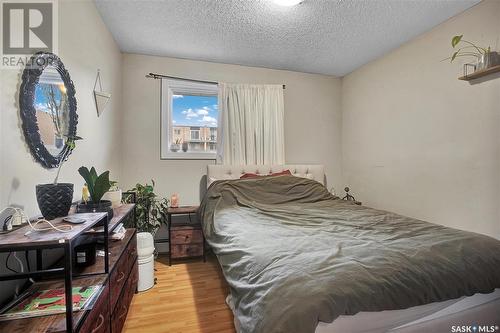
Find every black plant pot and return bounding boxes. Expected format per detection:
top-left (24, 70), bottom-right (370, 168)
top-left (76, 200), bottom-right (114, 221)
top-left (36, 183), bottom-right (74, 220)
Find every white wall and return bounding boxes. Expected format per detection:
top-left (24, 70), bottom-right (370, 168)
top-left (341, 0), bottom-right (500, 238)
top-left (0, 0), bottom-right (122, 304)
top-left (0, 0), bottom-right (123, 216)
top-left (121, 54), bottom-right (342, 205)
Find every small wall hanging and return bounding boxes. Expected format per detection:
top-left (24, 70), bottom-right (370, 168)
top-left (93, 69), bottom-right (111, 117)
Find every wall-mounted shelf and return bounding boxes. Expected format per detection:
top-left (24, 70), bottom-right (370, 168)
top-left (458, 64), bottom-right (500, 81)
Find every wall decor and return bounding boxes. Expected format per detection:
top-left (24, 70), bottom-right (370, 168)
top-left (93, 69), bottom-right (111, 117)
top-left (19, 52), bottom-right (78, 169)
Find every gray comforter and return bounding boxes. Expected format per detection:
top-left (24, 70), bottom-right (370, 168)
top-left (199, 175), bottom-right (500, 333)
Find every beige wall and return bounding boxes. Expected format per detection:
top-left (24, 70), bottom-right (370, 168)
top-left (0, 0), bottom-right (123, 305)
top-left (341, 0), bottom-right (500, 238)
top-left (0, 0), bottom-right (123, 216)
top-left (121, 54), bottom-right (342, 205)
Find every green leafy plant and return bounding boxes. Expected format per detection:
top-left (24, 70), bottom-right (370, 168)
top-left (445, 34), bottom-right (490, 63)
top-left (53, 135), bottom-right (82, 184)
top-left (126, 180), bottom-right (168, 235)
top-left (109, 180), bottom-right (119, 191)
top-left (78, 167), bottom-right (112, 203)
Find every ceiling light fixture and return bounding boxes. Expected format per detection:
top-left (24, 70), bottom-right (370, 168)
top-left (273, 0), bottom-right (303, 7)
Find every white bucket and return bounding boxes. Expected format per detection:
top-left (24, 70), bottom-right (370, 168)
top-left (138, 254), bottom-right (154, 291)
top-left (137, 232), bottom-right (155, 292)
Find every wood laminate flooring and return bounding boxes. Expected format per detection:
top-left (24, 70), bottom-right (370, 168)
top-left (123, 254), bottom-right (236, 333)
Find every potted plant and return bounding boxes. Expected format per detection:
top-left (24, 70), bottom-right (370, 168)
top-left (126, 180), bottom-right (168, 235)
top-left (446, 35), bottom-right (499, 71)
top-left (170, 138), bottom-right (181, 152)
top-left (182, 141), bottom-right (188, 152)
top-left (36, 135), bottom-right (82, 220)
top-left (76, 166), bottom-right (114, 219)
top-left (102, 180), bottom-right (122, 208)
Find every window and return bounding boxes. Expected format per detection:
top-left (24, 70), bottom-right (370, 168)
top-left (190, 127), bottom-right (200, 140)
top-left (161, 79), bottom-right (218, 159)
top-left (210, 127), bottom-right (217, 141)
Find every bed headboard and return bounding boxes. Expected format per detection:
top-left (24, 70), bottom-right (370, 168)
top-left (207, 164), bottom-right (325, 187)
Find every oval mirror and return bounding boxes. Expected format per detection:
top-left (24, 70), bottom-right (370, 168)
top-left (20, 52), bottom-right (78, 168)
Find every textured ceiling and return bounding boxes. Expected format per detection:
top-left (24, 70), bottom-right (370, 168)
top-left (94, 0), bottom-right (480, 76)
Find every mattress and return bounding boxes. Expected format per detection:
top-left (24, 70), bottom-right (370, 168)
top-left (200, 176), bottom-right (500, 333)
top-left (227, 289), bottom-right (500, 333)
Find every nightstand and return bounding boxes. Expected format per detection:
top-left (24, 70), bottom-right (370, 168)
top-left (167, 205), bottom-right (205, 265)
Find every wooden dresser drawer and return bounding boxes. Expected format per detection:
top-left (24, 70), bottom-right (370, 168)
top-left (79, 283), bottom-right (110, 333)
top-left (127, 236), bottom-right (137, 262)
top-left (128, 259), bottom-right (139, 295)
top-left (109, 236), bottom-right (135, 311)
top-left (111, 261), bottom-right (138, 333)
top-left (111, 302), bottom-right (128, 333)
top-left (171, 243), bottom-right (203, 258)
top-left (170, 228), bottom-right (203, 245)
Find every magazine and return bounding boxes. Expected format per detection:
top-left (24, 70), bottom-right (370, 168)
top-left (0, 285), bottom-right (102, 321)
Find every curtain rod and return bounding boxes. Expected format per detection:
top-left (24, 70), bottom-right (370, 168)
top-left (145, 72), bottom-right (286, 89)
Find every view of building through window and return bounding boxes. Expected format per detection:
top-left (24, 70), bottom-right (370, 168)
top-left (171, 94), bottom-right (218, 153)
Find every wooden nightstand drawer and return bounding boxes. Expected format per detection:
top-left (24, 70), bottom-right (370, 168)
top-left (171, 229), bottom-right (203, 245)
top-left (171, 244), bottom-right (203, 258)
top-left (166, 205), bottom-right (205, 264)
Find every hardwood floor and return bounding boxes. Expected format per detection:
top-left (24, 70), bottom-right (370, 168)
top-left (123, 254), bottom-right (236, 333)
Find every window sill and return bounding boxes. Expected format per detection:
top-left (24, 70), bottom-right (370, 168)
top-left (161, 151), bottom-right (217, 160)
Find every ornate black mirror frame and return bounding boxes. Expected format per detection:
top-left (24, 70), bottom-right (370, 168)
top-left (19, 52), bottom-right (78, 169)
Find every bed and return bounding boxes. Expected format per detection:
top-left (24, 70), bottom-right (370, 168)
top-left (200, 165), bottom-right (500, 333)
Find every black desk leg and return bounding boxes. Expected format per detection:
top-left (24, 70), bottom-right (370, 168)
top-left (36, 249), bottom-right (43, 270)
top-left (104, 215), bottom-right (109, 274)
top-left (64, 241), bottom-right (73, 333)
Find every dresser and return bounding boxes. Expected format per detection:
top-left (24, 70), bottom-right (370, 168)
top-left (78, 228), bottom-right (138, 333)
top-left (0, 204), bottom-right (138, 333)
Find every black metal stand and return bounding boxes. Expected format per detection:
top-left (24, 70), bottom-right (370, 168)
top-left (165, 210), bottom-right (205, 266)
top-left (122, 191), bottom-right (137, 228)
top-left (63, 241), bottom-right (73, 331)
top-left (0, 214), bottom-right (110, 333)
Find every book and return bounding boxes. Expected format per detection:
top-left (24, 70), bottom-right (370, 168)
top-left (0, 285), bottom-right (102, 321)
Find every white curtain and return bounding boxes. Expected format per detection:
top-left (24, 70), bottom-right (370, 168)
top-left (217, 83), bottom-right (285, 165)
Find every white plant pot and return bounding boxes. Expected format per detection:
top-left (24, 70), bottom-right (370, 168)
top-left (102, 189), bottom-right (122, 208)
top-left (170, 144), bottom-right (180, 152)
